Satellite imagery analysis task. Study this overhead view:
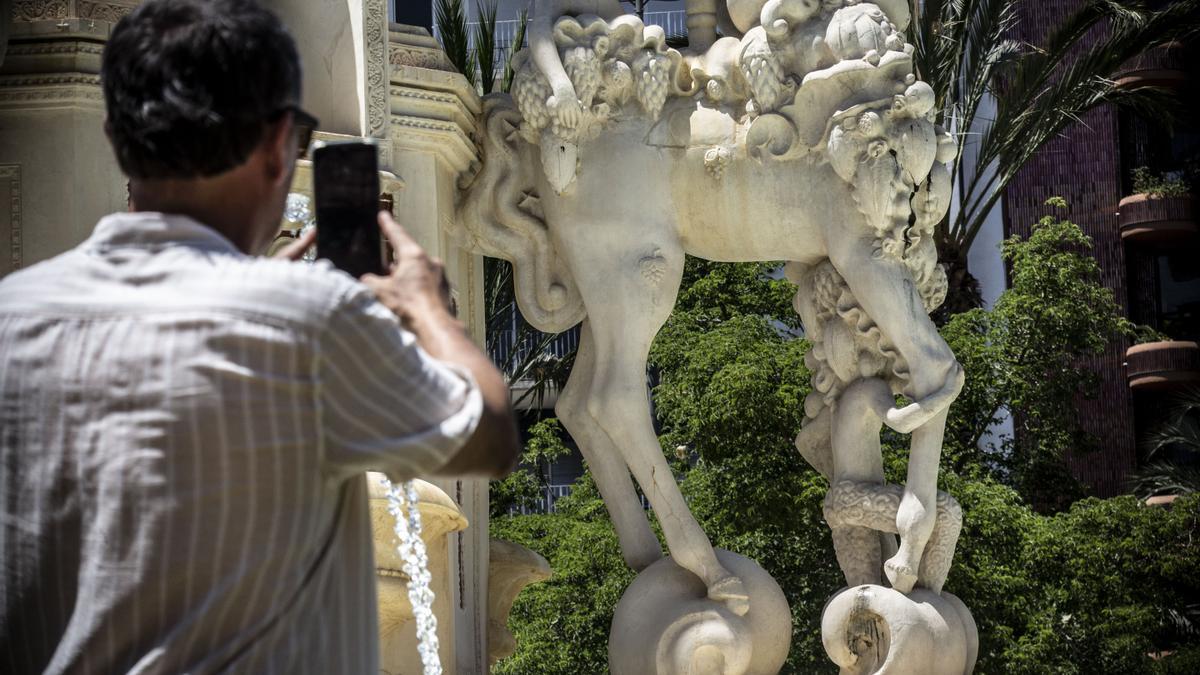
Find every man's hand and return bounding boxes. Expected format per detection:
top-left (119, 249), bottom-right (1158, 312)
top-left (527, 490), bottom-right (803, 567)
top-left (360, 211), bottom-right (453, 330)
top-left (271, 228), bottom-right (316, 261)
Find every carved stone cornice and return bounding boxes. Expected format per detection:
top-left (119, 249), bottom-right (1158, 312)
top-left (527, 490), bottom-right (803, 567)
top-left (388, 24), bottom-right (454, 73)
top-left (390, 44), bottom-right (454, 73)
top-left (75, 1), bottom-right (136, 22)
top-left (0, 39), bottom-right (105, 76)
top-left (387, 29), bottom-right (481, 177)
top-left (390, 114), bottom-right (478, 177)
top-left (0, 72), bottom-right (104, 109)
top-left (12, 0), bottom-right (69, 22)
top-left (390, 85), bottom-right (476, 137)
top-left (4, 40), bottom-right (103, 56)
top-left (12, 0), bottom-right (136, 23)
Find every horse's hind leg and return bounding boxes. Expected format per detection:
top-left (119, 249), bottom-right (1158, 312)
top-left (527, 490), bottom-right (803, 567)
top-left (828, 377), bottom-right (892, 586)
top-left (556, 320), bottom-right (662, 571)
top-left (826, 232), bottom-right (962, 593)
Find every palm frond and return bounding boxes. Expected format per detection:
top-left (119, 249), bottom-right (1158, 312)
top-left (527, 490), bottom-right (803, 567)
top-left (1129, 461), bottom-right (1200, 498)
top-left (927, 0), bottom-right (1200, 255)
top-left (502, 9), bottom-right (528, 93)
top-left (435, 0), bottom-right (475, 87)
top-left (1130, 387), bottom-right (1200, 497)
top-left (484, 257), bottom-right (578, 411)
top-left (473, 0), bottom-right (499, 94)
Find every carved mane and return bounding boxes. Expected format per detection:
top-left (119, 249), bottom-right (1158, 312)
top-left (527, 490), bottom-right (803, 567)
top-left (455, 95), bottom-right (586, 333)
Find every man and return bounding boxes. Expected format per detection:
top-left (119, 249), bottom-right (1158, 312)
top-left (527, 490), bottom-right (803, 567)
top-left (0, 1), bottom-right (519, 672)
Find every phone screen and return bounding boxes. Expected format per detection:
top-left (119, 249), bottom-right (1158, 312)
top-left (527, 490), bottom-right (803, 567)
top-left (312, 141), bottom-right (385, 278)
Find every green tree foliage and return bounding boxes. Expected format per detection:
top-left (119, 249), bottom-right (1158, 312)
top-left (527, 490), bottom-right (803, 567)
top-left (945, 481), bottom-right (1200, 674)
top-left (490, 418), bottom-right (574, 518)
top-left (491, 466), bottom-right (636, 674)
top-left (490, 213), bottom-right (1200, 673)
top-left (939, 206), bottom-right (1135, 507)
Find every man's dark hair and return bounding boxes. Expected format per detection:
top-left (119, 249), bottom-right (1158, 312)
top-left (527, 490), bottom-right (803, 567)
top-left (102, 0), bottom-right (302, 179)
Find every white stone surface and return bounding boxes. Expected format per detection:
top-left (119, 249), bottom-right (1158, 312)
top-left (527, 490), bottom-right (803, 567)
top-left (457, 1), bottom-right (975, 671)
top-left (262, 0), bottom-right (390, 139)
top-left (822, 585), bottom-right (978, 675)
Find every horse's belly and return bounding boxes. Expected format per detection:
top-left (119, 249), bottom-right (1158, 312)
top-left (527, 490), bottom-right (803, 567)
top-left (670, 153), bottom-right (828, 264)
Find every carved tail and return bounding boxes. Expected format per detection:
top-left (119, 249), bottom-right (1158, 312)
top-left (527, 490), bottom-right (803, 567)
top-left (455, 93), bottom-right (586, 333)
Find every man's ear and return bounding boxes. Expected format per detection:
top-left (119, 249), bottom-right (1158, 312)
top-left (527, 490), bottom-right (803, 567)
top-left (261, 116), bottom-right (293, 186)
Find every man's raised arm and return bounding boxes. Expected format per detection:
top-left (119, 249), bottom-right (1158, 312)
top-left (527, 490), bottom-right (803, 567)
top-left (359, 211), bottom-right (520, 478)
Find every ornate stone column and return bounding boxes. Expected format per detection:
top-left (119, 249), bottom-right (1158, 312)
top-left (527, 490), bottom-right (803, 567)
top-left (387, 23), bottom-right (492, 673)
top-left (0, 2), bottom-right (135, 274)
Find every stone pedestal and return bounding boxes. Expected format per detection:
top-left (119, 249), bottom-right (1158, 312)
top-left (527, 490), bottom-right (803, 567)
top-left (609, 550), bottom-right (791, 675)
top-left (821, 585), bottom-right (978, 675)
top-left (487, 539), bottom-right (552, 666)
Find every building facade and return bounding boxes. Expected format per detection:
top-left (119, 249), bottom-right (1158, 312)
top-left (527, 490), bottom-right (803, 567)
top-left (1003, 0), bottom-right (1198, 496)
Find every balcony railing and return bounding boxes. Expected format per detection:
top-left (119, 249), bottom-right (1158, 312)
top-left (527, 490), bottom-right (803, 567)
top-left (1115, 41), bottom-right (1188, 90)
top-left (433, 10), bottom-right (687, 81)
top-left (1125, 340), bottom-right (1200, 391)
top-left (488, 324), bottom-right (580, 379)
top-left (509, 483), bottom-right (652, 515)
top-left (1118, 193), bottom-right (1198, 245)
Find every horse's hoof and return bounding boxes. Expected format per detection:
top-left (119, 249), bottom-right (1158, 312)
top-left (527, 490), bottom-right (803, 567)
top-left (883, 557), bottom-right (918, 593)
top-left (708, 575), bottom-right (751, 616)
top-left (884, 400), bottom-right (926, 434)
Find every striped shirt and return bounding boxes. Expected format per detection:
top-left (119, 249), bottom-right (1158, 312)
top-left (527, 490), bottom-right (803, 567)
top-left (0, 212), bottom-right (482, 674)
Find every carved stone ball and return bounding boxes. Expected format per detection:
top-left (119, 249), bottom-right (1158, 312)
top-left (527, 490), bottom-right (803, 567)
top-left (609, 550), bottom-right (791, 675)
top-left (821, 585), bottom-right (978, 675)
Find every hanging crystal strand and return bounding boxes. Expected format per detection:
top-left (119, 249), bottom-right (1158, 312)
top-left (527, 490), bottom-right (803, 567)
top-left (385, 478), bottom-right (443, 675)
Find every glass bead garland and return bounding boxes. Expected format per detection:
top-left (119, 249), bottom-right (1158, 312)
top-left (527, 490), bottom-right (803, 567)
top-left (289, 195), bottom-right (440, 674)
top-left (385, 478), bottom-right (443, 675)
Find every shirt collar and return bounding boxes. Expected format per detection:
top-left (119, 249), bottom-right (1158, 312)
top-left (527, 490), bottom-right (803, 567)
top-left (85, 211), bottom-right (244, 255)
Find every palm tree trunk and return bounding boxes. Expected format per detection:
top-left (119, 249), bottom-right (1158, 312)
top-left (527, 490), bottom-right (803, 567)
top-left (933, 240), bottom-right (984, 324)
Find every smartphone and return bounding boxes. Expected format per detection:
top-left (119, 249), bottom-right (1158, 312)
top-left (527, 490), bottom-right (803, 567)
top-left (312, 140), bottom-right (385, 278)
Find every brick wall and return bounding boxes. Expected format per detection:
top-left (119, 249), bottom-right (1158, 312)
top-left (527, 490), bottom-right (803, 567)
top-left (1001, 0), bottom-right (1140, 496)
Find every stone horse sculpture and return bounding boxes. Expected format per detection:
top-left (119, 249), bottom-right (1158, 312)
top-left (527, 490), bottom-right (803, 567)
top-left (457, 0), bottom-right (974, 671)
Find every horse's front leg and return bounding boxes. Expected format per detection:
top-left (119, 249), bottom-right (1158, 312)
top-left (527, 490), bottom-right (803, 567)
top-left (887, 408), bottom-right (949, 591)
top-left (825, 232), bottom-right (961, 593)
top-left (556, 320), bottom-right (663, 572)
top-left (565, 235), bottom-right (749, 615)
